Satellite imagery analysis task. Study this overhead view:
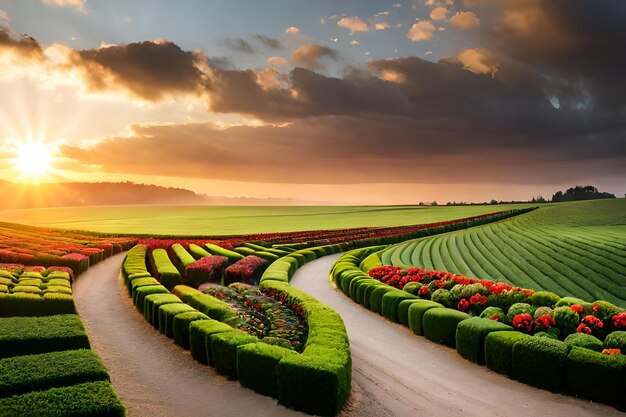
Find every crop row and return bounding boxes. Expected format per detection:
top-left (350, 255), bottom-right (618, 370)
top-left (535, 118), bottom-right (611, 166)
top-left (331, 247), bottom-right (626, 409)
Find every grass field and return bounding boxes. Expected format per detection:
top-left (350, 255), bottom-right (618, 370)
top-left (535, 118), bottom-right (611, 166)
top-left (0, 204), bottom-right (538, 235)
top-left (380, 199), bottom-right (626, 307)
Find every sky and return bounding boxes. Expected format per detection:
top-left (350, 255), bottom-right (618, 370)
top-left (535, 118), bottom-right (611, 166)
top-left (0, 0), bottom-right (624, 204)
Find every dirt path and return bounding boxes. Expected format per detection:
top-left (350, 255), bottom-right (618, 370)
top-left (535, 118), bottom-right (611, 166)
top-left (72, 253), bottom-right (305, 417)
top-left (290, 254), bottom-right (623, 417)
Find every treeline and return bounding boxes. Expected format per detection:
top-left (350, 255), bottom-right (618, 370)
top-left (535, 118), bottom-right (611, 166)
top-left (551, 185), bottom-right (615, 202)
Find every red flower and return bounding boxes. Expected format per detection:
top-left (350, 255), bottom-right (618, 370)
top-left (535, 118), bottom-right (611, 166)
top-left (592, 303), bottom-right (600, 312)
top-left (582, 315), bottom-right (604, 329)
top-left (602, 348), bottom-right (621, 355)
top-left (611, 312), bottom-right (626, 329)
top-left (577, 323), bottom-right (592, 334)
top-left (489, 314), bottom-right (501, 321)
top-left (418, 286), bottom-right (430, 297)
top-left (570, 304), bottom-right (583, 314)
top-left (435, 279), bottom-right (447, 288)
top-left (512, 313), bottom-right (534, 332)
top-left (535, 314), bottom-right (556, 330)
top-left (457, 299), bottom-right (470, 312)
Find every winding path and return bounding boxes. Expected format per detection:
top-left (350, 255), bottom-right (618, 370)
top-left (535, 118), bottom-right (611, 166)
top-left (72, 253), bottom-right (305, 417)
top-left (290, 254), bottom-right (623, 417)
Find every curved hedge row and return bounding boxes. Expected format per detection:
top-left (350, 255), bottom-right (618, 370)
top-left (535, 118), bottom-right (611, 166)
top-left (330, 248), bottom-right (626, 410)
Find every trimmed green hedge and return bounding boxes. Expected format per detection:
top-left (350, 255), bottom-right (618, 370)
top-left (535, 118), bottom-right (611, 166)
top-left (122, 244), bottom-right (149, 279)
top-left (369, 285), bottom-right (397, 314)
top-left (484, 331), bottom-right (531, 376)
top-left (563, 347), bottom-right (626, 408)
top-left (0, 349), bottom-right (110, 398)
top-left (173, 285), bottom-right (238, 323)
top-left (205, 244), bottom-right (244, 265)
top-left (151, 248), bottom-right (182, 290)
top-left (0, 380), bottom-right (125, 417)
top-left (407, 300), bottom-right (444, 336)
top-left (511, 337), bottom-right (568, 392)
top-left (455, 317), bottom-right (513, 364)
top-left (422, 308), bottom-right (470, 348)
top-left (158, 303), bottom-right (197, 337)
top-left (143, 293), bottom-right (182, 328)
top-left (381, 291), bottom-right (418, 322)
top-left (172, 312), bottom-right (210, 349)
top-left (189, 243), bottom-right (211, 259)
top-left (132, 285), bottom-right (169, 312)
top-left (0, 315), bottom-right (90, 359)
top-left (237, 343), bottom-right (297, 398)
top-left (172, 243), bottom-right (196, 270)
top-left (0, 292), bottom-right (75, 317)
top-left (564, 333), bottom-right (603, 352)
top-left (129, 277), bottom-right (160, 298)
top-left (188, 319), bottom-right (234, 365)
top-left (210, 331), bottom-right (258, 379)
top-left (604, 331), bottom-right (626, 351)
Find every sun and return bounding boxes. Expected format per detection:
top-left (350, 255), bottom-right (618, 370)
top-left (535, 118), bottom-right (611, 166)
top-left (12, 141), bottom-right (56, 181)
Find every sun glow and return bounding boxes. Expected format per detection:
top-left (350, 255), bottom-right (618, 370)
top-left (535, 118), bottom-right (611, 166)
top-left (12, 141), bottom-right (56, 181)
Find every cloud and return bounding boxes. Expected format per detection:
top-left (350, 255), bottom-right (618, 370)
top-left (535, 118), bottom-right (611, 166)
top-left (41, 0), bottom-right (86, 13)
top-left (337, 16), bottom-right (370, 34)
top-left (222, 38), bottom-right (255, 54)
top-left (429, 7), bottom-right (448, 20)
top-left (69, 40), bottom-right (205, 101)
top-left (455, 48), bottom-right (498, 77)
top-left (290, 44), bottom-right (338, 70)
top-left (284, 26), bottom-right (300, 34)
top-left (0, 9), bottom-right (9, 21)
top-left (350, 40), bottom-right (360, 46)
top-left (406, 21), bottom-right (435, 41)
top-left (254, 35), bottom-right (282, 50)
top-left (0, 26), bottom-right (44, 60)
top-left (267, 56), bottom-right (287, 66)
top-left (374, 22), bottom-right (390, 31)
top-left (448, 11), bottom-right (480, 29)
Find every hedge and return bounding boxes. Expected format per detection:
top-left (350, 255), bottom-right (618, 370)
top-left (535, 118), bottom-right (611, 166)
top-left (205, 244), bottom-right (244, 265)
top-left (171, 243), bottom-right (196, 271)
top-left (151, 248), bottom-right (182, 290)
top-left (381, 291), bottom-right (418, 322)
top-left (237, 343), bottom-right (298, 398)
top-left (158, 303), bottom-right (197, 337)
top-left (188, 319), bottom-right (234, 365)
top-left (563, 347), bottom-right (626, 408)
top-left (185, 256), bottom-right (228, 287)
top-left (253, 251), bottom-right (280, 262)
top-left (234, 246), bottom-right (256, 256)
top-left (132, 285), bottom-right (169, 312)
top-left (398, 299), bottom-right (426, 326)
top-left (369, 285), bottom-right (398, 314)
top-left (172, 312), bottom-right (210, 349)
top-left (210, 331), bottom-right (258, 379)
top-left (511, 337), bottom-right (568, 392)
top-left (604, 331), bottom-right (626, 351)
top-left (121, 244), bottom-right (149, 279)
top-left (0, 349), bottom-right (110, 398)
top-left (143, 293), bottom-right (182, 328)
top-left (0, 380), bottom-right (125, 417)
top-left (455, 317), bottom-right (513, 364)
top-left (407, 300), bottom-right (444, 336)
top-left (422, 308), bottom-right (470, 348)
top-left (224, 255), bottom-right (268, 286)
top-left (173, 286), bottom-right (238, 323)
top-left (484, 331), bottom-right (531, 376)
top-left (188, 243), bottom-right (211, 259)
top-left (0, 315), bottom-right (90, 359)
top-left (129, 277), bottom-right (160, 298)
top-left (563, 333), bottom-right (603, 352)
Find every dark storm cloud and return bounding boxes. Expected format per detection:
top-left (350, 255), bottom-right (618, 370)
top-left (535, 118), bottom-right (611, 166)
top-left (0, 26), bottom-right (43, 59)
top-left (71, 40), bottom-right (205, 101)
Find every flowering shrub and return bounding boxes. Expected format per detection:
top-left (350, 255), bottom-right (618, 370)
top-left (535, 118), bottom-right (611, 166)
top-left (612, 312), bottom-right (626, 329)
top-left (224, 255), bottom-right (269, 286)
top-left (185, 256), bottom-right (228, 287)
top-left (512, 314), bottom-right (534, 332)
top-left (535, 314), bottom-right (556, 330)
top-left (601, 348), bottom-right (621, 355)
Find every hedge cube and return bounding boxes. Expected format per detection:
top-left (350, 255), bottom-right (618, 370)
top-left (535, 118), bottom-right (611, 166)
top-left (564, 333), bottom-right (603, 352)
top-left (133, 285), bottom-right (169, 312)
top-left (407, 300), bottom-right (444, 336)
top-left (369, 286), bottom-right (398, 314)
top-left (455, 317), bottom-right (513, 364)
top-left (422, 308), bottom-right (470, 348)
top-left (158, 303), bottom-right (197, 337)
top-left (189, 320), bottom-right (234, 365)
top-left (172, 312), bottom-right (210, 349)
top-left (144, 293), bottom-right (182, 328)
top-left (511, 337), bottom-right (568, 392)
top-left (130, 277), bottom-right (160, 298)
top-left (604, 331), bottom-right (626, 351)
top-left (210, 332), bottom-right (258, 379)
top-left (381, 291), bottom-right (418, 322)
top-left (237, 343), bottom-right (297, 397)
top-left (484, 331), bottom-right (531, 376)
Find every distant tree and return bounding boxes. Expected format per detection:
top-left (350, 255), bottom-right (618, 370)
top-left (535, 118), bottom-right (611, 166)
top-left (418, 202), bottom-right (424, 206)
top-left (551, 185), bottom-right (615, 202)
top-left (431, 201), bottom-right (438, 206)
top-left (489, 199), bottom-right (498, 205)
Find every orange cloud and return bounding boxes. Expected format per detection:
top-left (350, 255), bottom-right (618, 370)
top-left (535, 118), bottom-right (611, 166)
top-left (41, 0), bottom-right (86, 13)
top-left (448, 11), bottom-right (480, 29)
top-left (284, 26), bottom-right (300, 34)
top-left (290, 44), bottom-right (338, 70)
top-left (429, 7), bottom-right (448, 20)
top-left (337, 16), bottom-right (370, 34)
top-left (407, 21), bottom-right (435, 41)
top-left (456, 48), bottom-right (499, 77)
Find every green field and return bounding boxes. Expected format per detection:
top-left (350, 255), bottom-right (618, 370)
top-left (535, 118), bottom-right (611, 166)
top-left (0, 204), bottom-right (537, 235)
top-left (380, 199), bottom-right (626, 307)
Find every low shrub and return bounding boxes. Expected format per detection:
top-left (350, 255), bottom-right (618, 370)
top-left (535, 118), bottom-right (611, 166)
top-left (407, 300), bottom-right (444, 336)
top-left (129, 277), bottom-right (160, 298)
top-left (397, 299), bottom-right (425, 325)
top-left (422, 308), bottom-right (470, 348)
top-left (0, 380), bottom-right (125, 417)
top-left (185, 256), bottom-right (228, 287)
top-left (369, 285), bottom-right (397, 314)
top-left (0, 314), bottom-right (90, 359)
top-left (151, 248), bottom-right (182, 290)
top-left (172, 312), bottom-right (210, 349)
top-left (484, 331), bottom-right (531, 376)
top-left (527, 291), bottom-right (561, 307)
top-left (563, 346), bottom-right (626, 408)
top-left (210, 331), bottom-right (258, 379)
top-left (132, 285), bottom-right (169, 312)
top-left (253, 251), bottom-right (280, 262)
top-left (188, 319), bottom-right (234, 365)
top-left (143, 293), bottom-right (182, 328)
top-left (479, 306), bottom-right (505, 322)
top-left (122, 245), bottom-right (149, 278)
top-left (381, 291), bottom-right (418, 322)
top-left (604, 331), bottom-right (626, 351)
top-left (511, 337), bottom-right (568, 392)
top-left (0, 349), bottom-right (110, 398)
top-left (224, 256), bottom-right (269, 286)
top-left (158, 303), bottom-right (197, 337)
top-left (0, 293), bottom-right (75, 317)
top-left (188, 244), bottom-right (211, 259)
top-left (237, 343), bottom-right (297, 398)
top-left (171, 243), bottom-right (196, 270)
top-left (173, 286), bottom-right (238, 323)
top-left (455, 317), bottom-right (513, 364)
top-left (555, 297), bottom-right (593, 309)
top-left (205, 244), bottom-right (244, 265)
top-left (564, 333), bottom-right (603, 352)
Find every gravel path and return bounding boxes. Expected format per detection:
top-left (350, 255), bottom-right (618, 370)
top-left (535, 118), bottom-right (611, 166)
top-left (72, 253), bottom-right (305, 417)
top-left (290, 253), bottom-right (622, 417)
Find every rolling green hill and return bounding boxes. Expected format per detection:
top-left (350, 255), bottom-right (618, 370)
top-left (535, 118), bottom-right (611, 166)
top-left (381, 199), bottom-right (626, 307)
